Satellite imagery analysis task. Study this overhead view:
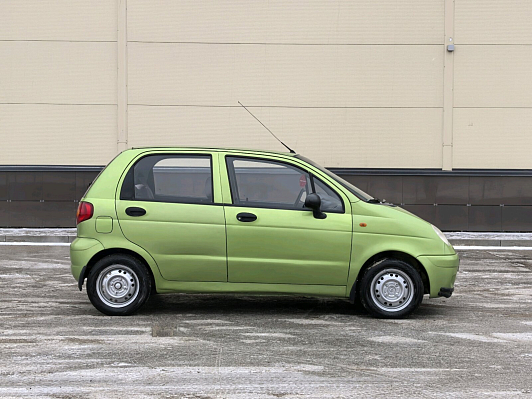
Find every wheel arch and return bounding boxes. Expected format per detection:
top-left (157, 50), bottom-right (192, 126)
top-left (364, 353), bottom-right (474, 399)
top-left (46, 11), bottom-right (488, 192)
top-left (349, 250), bottom-right (430, 302)
top-left (85, 248), bottom-right (157, 293)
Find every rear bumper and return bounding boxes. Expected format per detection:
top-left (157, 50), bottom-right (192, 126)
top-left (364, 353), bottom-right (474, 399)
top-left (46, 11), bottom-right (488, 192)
top-left (70, 237), bottom-right (104, 290)
top-left (417, 253), bottom-right (459, 298)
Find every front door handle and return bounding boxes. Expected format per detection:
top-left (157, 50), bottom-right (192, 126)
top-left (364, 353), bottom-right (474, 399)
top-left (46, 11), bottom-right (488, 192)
top-left (125, 207), bottom-right (146, 217)
top-left (236, 212), bottom-right (257, 222)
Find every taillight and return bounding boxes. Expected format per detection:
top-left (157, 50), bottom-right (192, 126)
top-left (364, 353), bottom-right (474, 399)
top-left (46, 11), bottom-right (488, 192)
top-left (76, 201), bottom-right (94, 225)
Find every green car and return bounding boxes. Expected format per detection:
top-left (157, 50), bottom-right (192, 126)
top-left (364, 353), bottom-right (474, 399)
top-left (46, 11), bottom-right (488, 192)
top-left (71, 147), bottom-right (458, 318)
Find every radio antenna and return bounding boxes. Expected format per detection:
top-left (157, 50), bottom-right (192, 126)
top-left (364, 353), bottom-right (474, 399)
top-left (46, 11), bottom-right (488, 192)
top-left (238, 101), bottom-right (295, 154)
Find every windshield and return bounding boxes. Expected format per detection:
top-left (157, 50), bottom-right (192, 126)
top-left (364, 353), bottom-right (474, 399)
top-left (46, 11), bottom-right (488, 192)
top-left (296, 155), bottom-right (374, 202)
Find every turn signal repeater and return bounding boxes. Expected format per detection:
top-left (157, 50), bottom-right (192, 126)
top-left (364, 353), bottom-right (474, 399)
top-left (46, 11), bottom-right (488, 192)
top-left (359, 222), bottom-right (367, 227)
top-left (76, 201), bottom-right (94, 225)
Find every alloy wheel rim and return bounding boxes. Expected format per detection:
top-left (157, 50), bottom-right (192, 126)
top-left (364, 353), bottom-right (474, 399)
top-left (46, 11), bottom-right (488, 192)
top-left (96, 265), bottom-right (140, 308)
top-left (370, 268), bottom-right (414, 312)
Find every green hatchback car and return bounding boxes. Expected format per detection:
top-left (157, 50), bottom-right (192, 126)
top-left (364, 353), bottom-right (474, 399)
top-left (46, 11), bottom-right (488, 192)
top-left (71, 147), bottom-right (458, 318)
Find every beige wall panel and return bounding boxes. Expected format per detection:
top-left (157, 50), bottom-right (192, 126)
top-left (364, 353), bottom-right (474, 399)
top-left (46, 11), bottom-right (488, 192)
top-left (129, 43), bottom-right (443, 107)
top-left (455, 0), bottom-right (532, 44)
top-left (0, 42), bottom-right (117, 105)
top-left (128, 0), bottom-right (443, 44)
top-left (454, 45), bottom-right (532, 108)
top-left (454, 108), bottom-right (532, 169)
top-left (128, 106), bottom-right (442, 168)
top-left (0, 105), bottom-right (117, 165)
top-left (0, 0), bottom-right (117, 42)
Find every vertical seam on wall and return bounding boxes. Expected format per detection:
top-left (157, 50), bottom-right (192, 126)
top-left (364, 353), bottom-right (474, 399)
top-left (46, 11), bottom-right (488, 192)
top-left (442, 0), bottom-right (455, 171)
top-left (117, 0), bottom-right (128, 153)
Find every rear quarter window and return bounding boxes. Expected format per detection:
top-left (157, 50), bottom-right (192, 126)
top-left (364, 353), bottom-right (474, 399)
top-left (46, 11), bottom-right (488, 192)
top-left (120, 154), bottom-right (213, 204)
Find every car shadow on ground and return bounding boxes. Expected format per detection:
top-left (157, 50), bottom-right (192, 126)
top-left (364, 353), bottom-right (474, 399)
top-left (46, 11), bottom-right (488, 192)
top-left (138, 293), bottom-right (366, 317)
top-left (136, 294), bottom-right (451, 319)
top-left (71, 290), bottom-right (450, 319)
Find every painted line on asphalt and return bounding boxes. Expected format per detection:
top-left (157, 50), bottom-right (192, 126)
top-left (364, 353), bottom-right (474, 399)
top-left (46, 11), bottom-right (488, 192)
top-left (0, 242), bottom-right (70, 246)
top-left (1, 242), bottom-right (531, 250)
top-left (454, 246), bottom-right (532, 250)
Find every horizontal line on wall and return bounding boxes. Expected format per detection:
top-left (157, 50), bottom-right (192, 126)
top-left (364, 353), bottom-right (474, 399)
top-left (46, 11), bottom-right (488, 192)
top-left (402, 204), bottom-right (530, 207)
top-left (0, 200), bottom-right (530, 207)
top-left (330, 168), bottom-right (532, 177)
top-left (453, 106), bottom-right (532, 109)
top-left (402, 204), bottom-right (531, 206)
top-left (1, 40), bottom-right (528, 46)
top-left (2, 104), bottom-right (527, 110)
top-left (2, 166), bottom-right (532, 177)
top-left (0, 200), bottom-right (79, 202)
top-left (0, 39), bottom-right (117, 43)
top-left (0, 165), bottom-right (103, 172)
top-left (127, 41), bottom-right (444, 46)
top-left (128, 104), bottom-right (442, 109)
top-left (0, 197), bottom-right (529, 206)
top-left (0, 103), bottom-right (116, 106)
top-left (452, 43), bottom-right (532, 46)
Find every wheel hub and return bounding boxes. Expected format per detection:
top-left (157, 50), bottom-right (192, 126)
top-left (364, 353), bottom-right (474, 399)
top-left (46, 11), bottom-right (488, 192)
top-left (382, 280), bottom-right (402, 300)
top-left (96, 265), bottom-right (140, 308)
top-left (370, 268), bottom-right (414, 312)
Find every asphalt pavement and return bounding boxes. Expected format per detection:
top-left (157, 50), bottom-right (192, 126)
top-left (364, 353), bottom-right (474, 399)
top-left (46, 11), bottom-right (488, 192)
top-left (0, 242), bottom-right (531, 398)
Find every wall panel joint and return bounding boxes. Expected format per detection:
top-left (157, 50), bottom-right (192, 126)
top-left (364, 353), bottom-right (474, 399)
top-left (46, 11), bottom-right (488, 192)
top-left (442, 0), bottom-right (455, 170)
top-left (117, 0), bottom-right (128, 153)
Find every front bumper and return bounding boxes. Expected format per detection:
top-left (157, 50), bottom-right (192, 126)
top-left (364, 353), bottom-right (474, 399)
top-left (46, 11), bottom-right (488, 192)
top-left (438, 287), bottom-right (454, 298)
top-left (417, 253), bottom-right (459, 298)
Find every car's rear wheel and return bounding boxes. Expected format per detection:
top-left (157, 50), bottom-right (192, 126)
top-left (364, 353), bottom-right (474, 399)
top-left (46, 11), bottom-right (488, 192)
top-left (86, 254), bottom-right (151, 316)
top-left (358, 259), bottom-right (424, 319)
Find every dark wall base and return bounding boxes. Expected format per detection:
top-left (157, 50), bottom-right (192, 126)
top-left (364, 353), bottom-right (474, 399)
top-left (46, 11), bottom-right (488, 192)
top-left (338, 170), bottom-right (532, 232)
top-left (1, 167), bottom-right (531, 231)
top-left (0, 169), bottom-right (99, 228)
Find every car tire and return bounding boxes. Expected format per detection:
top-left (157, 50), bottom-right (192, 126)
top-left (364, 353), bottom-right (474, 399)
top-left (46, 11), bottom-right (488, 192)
top-left (86, 254), bottom-right (151, 316)
top-left (358, 259), bottom-right (424, 319)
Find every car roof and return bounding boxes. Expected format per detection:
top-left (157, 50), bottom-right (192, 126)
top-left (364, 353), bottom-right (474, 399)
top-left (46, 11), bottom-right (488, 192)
top-left (129, 146), bottom-right (297, 157)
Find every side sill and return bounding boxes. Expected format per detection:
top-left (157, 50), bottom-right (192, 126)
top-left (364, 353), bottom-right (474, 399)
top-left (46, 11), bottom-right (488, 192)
top-left (155, 281), bottom-right (347, 298)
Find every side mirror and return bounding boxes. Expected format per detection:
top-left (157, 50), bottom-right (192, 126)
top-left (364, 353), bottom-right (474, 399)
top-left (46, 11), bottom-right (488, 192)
top-left (304, 193), bottom-right (327, 219)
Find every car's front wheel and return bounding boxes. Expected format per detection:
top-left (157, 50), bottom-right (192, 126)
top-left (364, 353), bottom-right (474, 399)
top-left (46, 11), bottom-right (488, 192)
top-left (86, 254), bottom-right (151, 316)
top-left (358, 259), bottom-right (424, 318)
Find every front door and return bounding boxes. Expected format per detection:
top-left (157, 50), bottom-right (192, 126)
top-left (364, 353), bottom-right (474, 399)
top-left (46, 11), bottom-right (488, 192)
top-left (223, 156), bottom-right (352, 286)
top-left (116, 153), bottom-right (227, 282)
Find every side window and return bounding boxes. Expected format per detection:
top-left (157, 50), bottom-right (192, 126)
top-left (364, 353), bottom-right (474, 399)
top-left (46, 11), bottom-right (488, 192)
top-left (314, 177), bottom-right (344, 213)
top-left (226, 157), bottom-right (311, 210)
top-left (121, 155), bottom-right (213, 204)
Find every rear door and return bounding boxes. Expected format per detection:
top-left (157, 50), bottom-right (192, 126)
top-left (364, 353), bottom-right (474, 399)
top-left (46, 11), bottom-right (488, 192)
top-left (116, 152), bottom-right (227, 282)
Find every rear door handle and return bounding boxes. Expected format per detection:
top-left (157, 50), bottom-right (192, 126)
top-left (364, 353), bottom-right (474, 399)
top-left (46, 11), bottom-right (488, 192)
top-left (236, 212), bottom-right (257, 222)
top-left (125, 207), bottom-right (146, 217)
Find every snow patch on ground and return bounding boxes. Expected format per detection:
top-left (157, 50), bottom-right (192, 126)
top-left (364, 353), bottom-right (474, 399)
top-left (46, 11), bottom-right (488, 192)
top-left (1, 229), bottom-right (531, 240)
top-left (445, 232), bottom-right (532, 240)
top-left (0, 242), bottom-right (71, 246)
top-left (368, 336), bottom-right (426, 344)
top-left (282, 318), bottom-right (345, 325)
top-left (455, 246), bottom-right (532, 250)
top-left (432, 333), bottom-right (508, 343)
top-left (492, 333), bottom-right (532, 342)
top-left (241, 332), bottom-right (295, 338)
top-left (0, 228), bottom-right (76, 236)
top-left (184, 319), bottom-right (232, 324)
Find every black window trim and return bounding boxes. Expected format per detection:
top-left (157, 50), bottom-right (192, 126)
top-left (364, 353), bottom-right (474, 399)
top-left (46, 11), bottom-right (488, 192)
top-left (120, 153), bottom-right (215, 206)
top-left (225, 155), bottom-right (345, 214)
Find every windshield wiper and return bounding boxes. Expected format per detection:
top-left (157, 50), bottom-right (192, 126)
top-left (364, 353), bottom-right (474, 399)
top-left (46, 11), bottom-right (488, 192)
top-left (367, 198), bottom-right (396, 207)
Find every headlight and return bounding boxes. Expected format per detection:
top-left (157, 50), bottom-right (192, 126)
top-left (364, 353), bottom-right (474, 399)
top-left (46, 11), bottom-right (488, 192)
top-left (432, 225), bottom-right (451, 246)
